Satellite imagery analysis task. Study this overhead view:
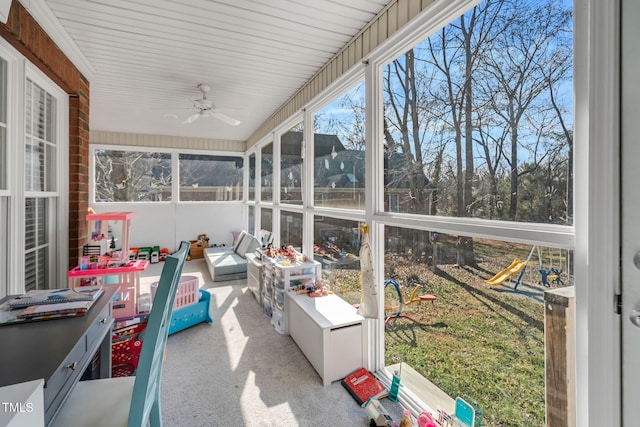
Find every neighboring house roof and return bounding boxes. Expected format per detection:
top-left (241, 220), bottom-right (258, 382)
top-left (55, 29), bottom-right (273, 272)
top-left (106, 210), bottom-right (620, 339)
top-left (265, 131), bottom-right (435, 191)
top-left (314, 149), bottom-right (365, 188)
top-left (280, 131), bottom-right (345, 157)
top-left (327, 173), bottom-right (358, 187)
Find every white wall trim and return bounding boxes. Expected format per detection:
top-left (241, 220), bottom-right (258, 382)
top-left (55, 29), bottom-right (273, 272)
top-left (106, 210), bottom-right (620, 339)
top-left (374, 213), bottom-right (574, 249)
top-left (90, 130), bottom-right (245, 153)
top-left (573, 0), bottom-right (621, 425)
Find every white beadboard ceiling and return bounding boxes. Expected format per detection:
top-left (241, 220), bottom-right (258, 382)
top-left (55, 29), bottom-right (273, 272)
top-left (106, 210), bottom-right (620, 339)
top-left (30, 0), bottom-right (391, 143)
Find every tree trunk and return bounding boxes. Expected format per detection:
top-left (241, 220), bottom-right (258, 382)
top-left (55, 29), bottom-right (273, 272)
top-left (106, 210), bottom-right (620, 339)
top-left (508, 102), bottom-right (519, 221)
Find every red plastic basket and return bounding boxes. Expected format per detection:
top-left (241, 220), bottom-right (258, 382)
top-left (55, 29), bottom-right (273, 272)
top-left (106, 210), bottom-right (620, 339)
top-left (111, 321), bottom-right (147, 377)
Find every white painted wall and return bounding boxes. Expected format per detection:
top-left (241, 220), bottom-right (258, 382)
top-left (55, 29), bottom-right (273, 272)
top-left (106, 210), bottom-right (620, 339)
top-left (89, 203), bottom-right (245, 253)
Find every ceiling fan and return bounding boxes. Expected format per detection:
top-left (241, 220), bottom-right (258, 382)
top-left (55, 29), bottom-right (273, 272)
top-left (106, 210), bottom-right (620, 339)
top-left (182, 83), bottom-right (241, 126)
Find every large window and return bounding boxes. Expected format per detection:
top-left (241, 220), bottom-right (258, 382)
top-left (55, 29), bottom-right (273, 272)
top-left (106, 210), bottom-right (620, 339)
top-left (372, 1), bottom-right (575, 424)
top-left (248, 205), bottom-right (255, 236)
top-left (280, 123), bottom-right (303, 205)
top-left (0, 41), bottom-right (67, 296)
top-left (24, 77), bottom-right (61, 291)
top-left (314, 82), bottom-right (366, 210)
top-left (93, 149), bottom-right (248, 203)
top-left (384, 225), bottom-right (572, 426)
top-left (261, 142), bottom-right (273, 202)
top-left (280, 211), bottom-right (302, 249)
top-left (245, 0), bottom-right (596, 422)
top-left (383, 0), bottom-right (573, 225)
top-left (94, 149), bottom-right (172, 202)
top-left (248, 153), bottom-right (256, 201)
top-left (261, 208), bottom-right (272, 234)
top-left (24, 198), bottom-right (52, 291)
top-left (179, 154), bottom-right (243, 201)
top-left (25, 79), bottom-right (57, 193)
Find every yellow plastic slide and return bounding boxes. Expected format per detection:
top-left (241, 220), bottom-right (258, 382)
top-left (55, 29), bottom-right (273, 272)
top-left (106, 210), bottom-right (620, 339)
top-left (484, 259), bottom-right (526, 286)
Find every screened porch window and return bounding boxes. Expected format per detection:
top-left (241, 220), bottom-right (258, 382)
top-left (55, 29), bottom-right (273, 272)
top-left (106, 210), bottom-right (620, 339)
top-left (179, 153), bottom-right (243, 201)
top-left (261, 143), bottom-right (273, 202)
top-left (313, 82), bottom-right (366, 210)
top-left (382, 0), bottom-right (573, 225)
top-left (377, 1), bottom-right (574, 425)
top-left (280, 122), bottom-right (304, 205)
top-left (94, 149), bottom-right (172, 202)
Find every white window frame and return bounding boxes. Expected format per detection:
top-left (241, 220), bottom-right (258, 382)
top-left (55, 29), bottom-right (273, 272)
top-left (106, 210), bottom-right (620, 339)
top-left (308, 71), bottom-right (366, 213)
top-left (244, 0), bottom-right (613, 422)
top-left (22, 62), bottom-right (69, 292)
top-left (246, 0), bottom-right (614, 424)
top-left (0, 37), bottom-right (69, 296)
top-left (363, 0), bottom-right (614, 424)
top-left (277, 119), bottom-right (305, 209)
top-left (0, 43), bottom-right (16, 299)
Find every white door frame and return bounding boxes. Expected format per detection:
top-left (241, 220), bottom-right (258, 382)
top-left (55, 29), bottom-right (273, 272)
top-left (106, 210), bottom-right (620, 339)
top-left (574, 0), bottom-right (621, 425)
top-left (621, 0), bottom-right (640, 424)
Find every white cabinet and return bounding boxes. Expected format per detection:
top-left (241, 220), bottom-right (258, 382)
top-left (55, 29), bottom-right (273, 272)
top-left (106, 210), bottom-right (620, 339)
top-left (287, 292), bottom-right (364, 386)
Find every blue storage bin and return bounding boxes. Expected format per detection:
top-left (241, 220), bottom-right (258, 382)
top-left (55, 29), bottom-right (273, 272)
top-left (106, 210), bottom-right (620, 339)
top-left (168, 289), bottom-right (213, 335)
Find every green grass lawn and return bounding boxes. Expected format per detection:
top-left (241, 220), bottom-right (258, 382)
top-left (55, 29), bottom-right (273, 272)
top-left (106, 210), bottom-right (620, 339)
top-left (327, 239), bottom-right (560, 427)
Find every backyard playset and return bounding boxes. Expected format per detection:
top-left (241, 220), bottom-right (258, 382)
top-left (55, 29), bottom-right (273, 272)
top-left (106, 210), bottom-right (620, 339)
top-left (484, 245), bottom-right (570, 290)
top-left (383, 279), bottom-right (437, 325)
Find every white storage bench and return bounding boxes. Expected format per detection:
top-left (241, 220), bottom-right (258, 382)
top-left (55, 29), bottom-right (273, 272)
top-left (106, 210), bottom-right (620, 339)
top-left (287, 292), bottom-right (364, 386)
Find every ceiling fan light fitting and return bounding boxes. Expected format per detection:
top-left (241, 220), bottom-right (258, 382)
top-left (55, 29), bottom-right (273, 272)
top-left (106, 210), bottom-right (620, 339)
top-left (180, 83), bottom-right (241, 126)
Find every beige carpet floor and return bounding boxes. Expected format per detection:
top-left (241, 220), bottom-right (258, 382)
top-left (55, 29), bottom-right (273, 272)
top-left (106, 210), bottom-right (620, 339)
top-left (138, 259), bottom-right (405, 427)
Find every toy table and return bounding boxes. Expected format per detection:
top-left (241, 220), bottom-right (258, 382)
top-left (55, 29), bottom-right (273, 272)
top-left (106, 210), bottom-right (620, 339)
top-left (68, 259), bottom-right (149, 320)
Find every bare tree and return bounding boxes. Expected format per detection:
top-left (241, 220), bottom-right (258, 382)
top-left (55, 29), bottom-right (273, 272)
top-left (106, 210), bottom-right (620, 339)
top-left (423, 0), bottom-right (502, 265)
top-left (478, 0), bottom-right (572, 221)
top-left (327, 84), bottom-right (366, 151)
top-left (94, 150), bottom-right (171, 202)
top-left (323, 0), bottom-right (573, 234)
top-left (545, 44), bottom-right (573, 224)
top-left (383, 49), bottom-right (436, 214)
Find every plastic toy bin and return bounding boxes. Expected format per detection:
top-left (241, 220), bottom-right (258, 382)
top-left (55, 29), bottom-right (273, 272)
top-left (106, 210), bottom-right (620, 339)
top-left (168, 289), bottom-right (213, 335)
top-left (111, 321), bottom-right (147, 377)
top-left (275, 265), bottom-right (315, 279)
top-left (151, 275), bottom-right (199, 310)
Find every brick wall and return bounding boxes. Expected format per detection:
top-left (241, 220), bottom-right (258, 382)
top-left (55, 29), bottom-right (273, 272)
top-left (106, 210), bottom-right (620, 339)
top-left (0, 0), bottom-right (90, 268)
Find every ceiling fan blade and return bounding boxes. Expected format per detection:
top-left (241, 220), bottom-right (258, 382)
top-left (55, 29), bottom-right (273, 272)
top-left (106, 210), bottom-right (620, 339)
top-left (182, 112), bottom-right (201, 124)
top-left (210, 111), bottom-right (241, 126)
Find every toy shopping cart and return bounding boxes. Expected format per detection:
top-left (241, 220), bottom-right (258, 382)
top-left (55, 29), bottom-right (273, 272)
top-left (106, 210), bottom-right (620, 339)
top-left (111, 320), bottom-right (148, 377)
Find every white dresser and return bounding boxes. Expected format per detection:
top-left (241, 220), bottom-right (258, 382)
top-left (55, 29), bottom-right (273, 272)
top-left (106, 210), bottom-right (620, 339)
top-left (287, 292), bottom-right (364, 386)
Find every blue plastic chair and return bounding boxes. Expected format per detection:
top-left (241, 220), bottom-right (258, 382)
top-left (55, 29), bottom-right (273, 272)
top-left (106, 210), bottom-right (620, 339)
top-left (51, 241), bottom-right (190, 427)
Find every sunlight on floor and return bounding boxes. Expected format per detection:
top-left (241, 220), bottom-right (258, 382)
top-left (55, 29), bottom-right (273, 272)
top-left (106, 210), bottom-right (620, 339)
top-left (222, 311), bottom-right (250, 371)
top-left (240, 372), bottom-right (296, 424)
